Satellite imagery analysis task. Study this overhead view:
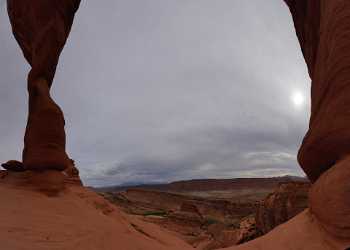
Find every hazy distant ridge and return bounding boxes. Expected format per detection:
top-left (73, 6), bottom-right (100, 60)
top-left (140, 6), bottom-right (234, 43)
top-left (94, 175), bottom-right (308, 193)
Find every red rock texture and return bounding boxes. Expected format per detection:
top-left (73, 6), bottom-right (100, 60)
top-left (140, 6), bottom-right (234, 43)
top-left (3, 0), bottom-right (350, 248)
top-left (180, 201), bottom-right (204, 219)
top-left (235, 217), bottom-right (259, 245)
top-left (255, 182), bottom-right (310, 234)
top-left (63, 159), bottom-right (83, 186)
top-left (29, 170), bottom-right (66, 196)
top-left (224, 2), bottom-right (350, 248)
top-left (223, 162), bottom-right (350, 249)
top-left (309, 156), bottom-right (350, 239)
top-left (222, 209), bottom-right (350, 250)
top-left (0, 170), bottom-right (9, 179)
top-left (203, 224), bottom-right (238, 250)
top-left (104, 188), bottom-right (259, 249)
top-left (285, 0), bottom-right (350, 182)
top-left (1, 160), bottom-right (26, 172)
top-left (0, 172), bottom-right (193, 250)
top-left (7, 0), bottom-right (81, 171)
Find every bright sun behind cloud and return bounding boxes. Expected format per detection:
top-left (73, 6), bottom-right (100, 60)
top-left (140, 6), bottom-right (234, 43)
top-left (291, 91), bottom-right (304, 108)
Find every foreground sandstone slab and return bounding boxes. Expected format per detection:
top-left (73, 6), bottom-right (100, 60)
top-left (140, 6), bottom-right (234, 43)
top-left (0, 172), bottom-right (193, 250)
top-left (221, 209), bottom-right (350, 250)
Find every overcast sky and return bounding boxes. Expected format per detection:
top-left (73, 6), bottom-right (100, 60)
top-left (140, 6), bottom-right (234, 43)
top-left (0, 1), bottom-right (311, 186)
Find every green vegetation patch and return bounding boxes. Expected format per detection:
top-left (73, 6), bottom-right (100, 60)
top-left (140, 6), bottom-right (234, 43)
top-left (204, 217), bottom-right (219, 226)
top-left (143, 211), bottom-right (167, 217)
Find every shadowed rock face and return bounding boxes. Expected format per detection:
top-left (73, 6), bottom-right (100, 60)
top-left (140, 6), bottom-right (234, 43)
top-left (309, 156), bottom-right (350, 239)
top-left (285, 0), bottom-right (350, 243)
top-left (255, 182), bottom-right (310, 234)
top-left (1, 160), bottom-right (25, 172)
top-left (223, 2), bottom-right (350, 248)
top-left (7, 0), bottom-right (81, 171)
top-left (285, 0), bottom-right (350, 182)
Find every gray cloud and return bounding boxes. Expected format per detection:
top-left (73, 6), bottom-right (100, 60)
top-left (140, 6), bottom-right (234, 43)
top-left (0, 1), bottom-right (310, 186)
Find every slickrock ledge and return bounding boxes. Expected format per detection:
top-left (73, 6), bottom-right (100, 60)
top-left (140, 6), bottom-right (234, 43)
top-left (0, 171), bottom-right (194, 250)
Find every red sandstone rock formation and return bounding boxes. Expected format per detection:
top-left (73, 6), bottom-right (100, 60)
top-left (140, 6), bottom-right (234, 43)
top-left (63, 159), bottom-right (83, 185)
top-left (224, 1), bottom-right (350, 248)
top-left (0, 172), bottom-right (193, 250)
top-left (235, 217), bottom-right (259, 245)
top-left (180, 201), bottom-right (204, 219)
top-left (255, 182), bottom-right (310, 234)
top-left (285, 0), bottom-right (350, 244)
top-left (285, 0), bottom-right (350, 182)
top-left (7, 0), bottom-right (80, 171)
top-left (3, 0), bottom-right (350, 249)
top-left (1, 160), bottom-right (26, 172)
top-left (309, 156), bottom-right (350, 240)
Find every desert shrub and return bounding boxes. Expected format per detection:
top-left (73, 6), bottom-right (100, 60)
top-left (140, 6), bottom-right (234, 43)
top-left (143, 211), bottom-right (167, 217)
top-left (204, 217), bottom-right (219, 226)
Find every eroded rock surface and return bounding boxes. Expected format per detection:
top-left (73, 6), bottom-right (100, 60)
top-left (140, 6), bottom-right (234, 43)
top-left (0, 173), bottom-right (193, 250)
top-left (63, 159), bottom-right (83, 186)
top-left (255, 182), bottom-right (310, 234)
top-left (309, 156), bottom-right (350, 239)
top-left (102, 180), bottom-right (311, 249)
top-left (1, 160), bottom-right (26, 172)
top-left (7, 0), bottom-right (81, 171)
top-left (0, 158), bottom-right (82, 196)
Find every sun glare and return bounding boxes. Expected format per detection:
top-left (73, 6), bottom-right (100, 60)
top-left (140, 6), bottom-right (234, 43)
top-left (291, 91), bottom-right (304, 108)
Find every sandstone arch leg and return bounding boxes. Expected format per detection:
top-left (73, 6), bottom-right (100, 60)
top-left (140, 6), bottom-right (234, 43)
top-left (7, 0), bottom-right (81, 171)
top-left (23, 77), bottom-right (69, 171)
top-left (222, 1), bottom-right (350, 248)
top-left (286, 0), bottom-right (350, 182)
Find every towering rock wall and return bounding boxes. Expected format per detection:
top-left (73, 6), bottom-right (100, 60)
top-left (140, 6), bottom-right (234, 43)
top-left (285, 0), bottom-right (350, 182)
top-left (285, 0), bottom-right (350, 242)
top-left (7, 0), bottom-right (81, 171)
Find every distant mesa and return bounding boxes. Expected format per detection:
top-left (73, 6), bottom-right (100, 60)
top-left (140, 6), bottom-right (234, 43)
top-left (95, 176), bottom-right (307, 193)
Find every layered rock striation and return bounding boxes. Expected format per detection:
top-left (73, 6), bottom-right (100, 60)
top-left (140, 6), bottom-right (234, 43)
top-left (285, 0), bottom-right (350, 182)
top-left (284, 0), bottom-right (350, 244)
top-left (0, 172), bottom-right (193, 250)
